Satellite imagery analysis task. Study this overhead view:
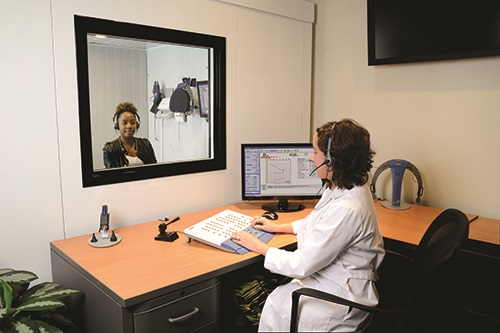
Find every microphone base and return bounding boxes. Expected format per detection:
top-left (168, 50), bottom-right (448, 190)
top-left (155, 232), bottom-right (179, 242)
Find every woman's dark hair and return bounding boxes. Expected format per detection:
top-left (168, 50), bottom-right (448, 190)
top-left (113, 102), bottom-right (140, 129)
top-left (316, 119), bottom-right (375, 189)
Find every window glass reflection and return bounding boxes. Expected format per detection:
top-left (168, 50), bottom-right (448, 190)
top-left (87, 35), bottom-right (212, 171)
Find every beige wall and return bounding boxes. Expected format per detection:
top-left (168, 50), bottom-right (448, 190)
top-left (1, 0), bottom-right (313, 282)
top-left (311, 0), bottom-right (500, 219)
top-left (5, 0), bottom-right (498, 286)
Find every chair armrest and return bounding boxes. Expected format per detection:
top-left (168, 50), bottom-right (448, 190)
top-left (290, 288), bottom-right (407, 333)
top-left (385, 249), bottom-right (412, 262)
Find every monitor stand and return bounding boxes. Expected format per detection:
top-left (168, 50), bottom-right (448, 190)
top-left (261, 199), bottom-right (305, 212)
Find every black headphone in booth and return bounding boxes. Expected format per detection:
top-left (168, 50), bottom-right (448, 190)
top-left (370, 159), bottom-right (424, 209)
top-left (169, 79), bottom-right (194, 113)
top-left (112, 109), bottom-right (141, 130)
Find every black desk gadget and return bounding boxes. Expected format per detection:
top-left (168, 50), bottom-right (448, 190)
top-left (184, 209), bottom-right (274, 254)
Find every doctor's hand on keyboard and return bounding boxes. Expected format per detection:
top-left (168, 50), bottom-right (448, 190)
top-left (231, 216), bottom-right (277, 255)
top-left (251, 216), bottom-right (281, 233)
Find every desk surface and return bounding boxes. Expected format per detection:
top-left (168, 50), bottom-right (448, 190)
top-left (468, 216), bottom-right (500, 245)
top-left (50, 200), bottom-right (495, 308)
top-left (50, 202), bottom-right (309, 307)
top-left (374, 200), bottom-right (479, 245)
top-left (373, 200), bottom-right (498, 246)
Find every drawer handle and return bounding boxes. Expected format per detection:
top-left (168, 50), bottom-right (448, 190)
top-left (168, 307), bottom-right (200, 324)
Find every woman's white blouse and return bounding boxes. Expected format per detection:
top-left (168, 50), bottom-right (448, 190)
top-left (259, 184), bottom-right (385, 332)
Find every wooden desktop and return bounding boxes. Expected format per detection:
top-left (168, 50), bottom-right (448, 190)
top-left (50, 200), bottom-right (499, 333)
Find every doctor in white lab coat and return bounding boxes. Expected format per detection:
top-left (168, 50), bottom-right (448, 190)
top-left (232, 119), bottom-right (385, 332)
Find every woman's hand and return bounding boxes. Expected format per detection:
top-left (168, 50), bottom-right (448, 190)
top-left (252, 217), bottom-right (294, 234)
top-left (231, 231), bottom-right (270, 255)
top-left (251, 217), bottom-right (279, 233)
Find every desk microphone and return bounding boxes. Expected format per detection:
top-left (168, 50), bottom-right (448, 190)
top-left (155, 217), bottom-right (181, 242)
top-left (309, 159), bottom-right (329, 176)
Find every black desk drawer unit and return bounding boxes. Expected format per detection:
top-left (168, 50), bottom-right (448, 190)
top-left (51, 248), bottom-right (222, 333)
top-left (458, 239), bottom-right (500, 331)
top-left (384, 237), bottom-right (500, 333)
top-left (133, 278), bottom-right (221, 333)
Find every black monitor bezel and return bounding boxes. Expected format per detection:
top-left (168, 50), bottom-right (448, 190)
top-left (367, 0), bottom-right (500, 66)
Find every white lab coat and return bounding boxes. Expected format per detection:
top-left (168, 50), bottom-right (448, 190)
top-left (258, 184), bottom-right (385, 332)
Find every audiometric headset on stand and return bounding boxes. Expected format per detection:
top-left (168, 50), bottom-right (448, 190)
top-left (370, 159), bottom-right (424, 210)
top-left (169, 77), bottom-right (195, 113)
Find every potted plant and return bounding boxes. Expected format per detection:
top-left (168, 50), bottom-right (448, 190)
top-left (0, 268), bottom-right (80, 333)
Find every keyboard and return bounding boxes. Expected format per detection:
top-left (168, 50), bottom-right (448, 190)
top-left (184, 209), bottom-right (274, 254)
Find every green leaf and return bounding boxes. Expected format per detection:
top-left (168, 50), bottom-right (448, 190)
top-left (36, 288), bottom-right (79, 301)
top-left (20, 284), bottom-right (54, 302)
top-left (33, 321), bottom-right (63, 333)
top-left (11, 316), bottom-right (41, 333)
top-left (0, 269), bottom-right (79, 333)
top-left (0, 269), bottom-right (14, 276)
top-left (0, 280), bottom-right (13, 308)
top-left (0, 307), bottom-right (15, 321)
top-left (39, 313), bottom-right (76, 330)
top-left (23, 283), bottom-right (78, 302)
top-left (0, 271), bottom-right (38, 285)
top-left (0, 307), bottom-right (7, 319)
top-left (15, 300), bottom-right (65, 314)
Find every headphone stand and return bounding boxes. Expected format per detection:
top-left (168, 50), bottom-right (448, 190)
top-left (381, 200), bottom-right (410, 210)
top-left (382, 161), bottom-right (410, 210)
top-left (371, 159), bottom-right (424, 210)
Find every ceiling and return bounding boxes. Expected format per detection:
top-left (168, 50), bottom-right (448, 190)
top-left (87, 34), bottom-right (167, 50)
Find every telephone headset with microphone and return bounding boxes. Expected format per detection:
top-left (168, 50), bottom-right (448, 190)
top-left (310, 122), bottom-right (337, 177)
top-left (112, 107), bottom-right (141, 130)
top-left (324, 121), bottom-right (336, 167)
top-left (309, 122), bottom-right (337, 208)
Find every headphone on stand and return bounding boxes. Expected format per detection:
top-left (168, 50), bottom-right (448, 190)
top-left (169, 79), bottom-right (194, 113)
top-left (370, 159), bottom-right (424, 209)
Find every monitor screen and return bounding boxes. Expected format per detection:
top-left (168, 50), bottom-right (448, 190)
top-left (241, 143), bottom-right (324, 212)
top-left (368, 0), bottom-right (500, 65)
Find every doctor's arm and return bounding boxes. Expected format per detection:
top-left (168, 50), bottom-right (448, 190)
top-left (251, 217), bottom-right (294, 234)
top-left (264, 212), bottom-right (359, 278)
top-left (231, 218), bottom-right (298, 255)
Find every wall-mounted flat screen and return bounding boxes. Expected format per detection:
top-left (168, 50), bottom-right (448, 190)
top-left (368, 0), bottom-right (500, 65)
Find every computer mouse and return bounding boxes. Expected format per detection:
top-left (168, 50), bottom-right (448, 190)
top-left (262, 211), bottom-right (278, 220)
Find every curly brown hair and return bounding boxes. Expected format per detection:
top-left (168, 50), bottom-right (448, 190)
top-left (316, 119), bottom-right (375, 190)
top-left (113, 102), bottom-right (140, 129)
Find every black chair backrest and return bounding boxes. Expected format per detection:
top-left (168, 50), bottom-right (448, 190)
top-left (407, 208), bottom-right (469, 305)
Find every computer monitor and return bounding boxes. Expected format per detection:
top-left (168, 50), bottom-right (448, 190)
top-left (241, 143), bottom-right (324, 212)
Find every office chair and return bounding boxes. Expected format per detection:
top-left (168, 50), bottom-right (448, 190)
top-left (290, 208), bottom-right (470, 333)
